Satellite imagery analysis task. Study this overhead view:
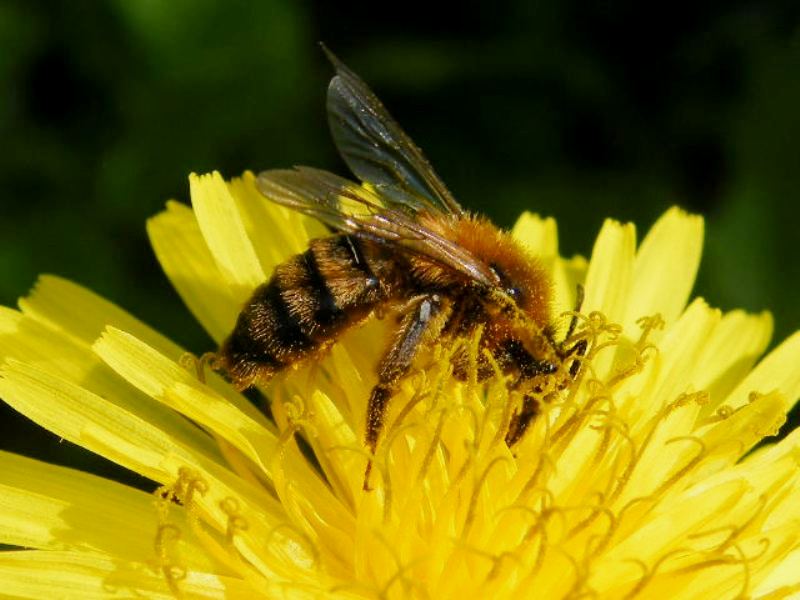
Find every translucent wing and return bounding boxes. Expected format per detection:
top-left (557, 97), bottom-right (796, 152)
top-left (257, 168), bottom-right (496, 286)
top-left (323, 46), bottom-right (465, 217)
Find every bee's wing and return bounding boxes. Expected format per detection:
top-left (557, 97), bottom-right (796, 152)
top-left (324, 47), bottom-right (466, 218)
top-left (257, 167), bottom-right (497, 286)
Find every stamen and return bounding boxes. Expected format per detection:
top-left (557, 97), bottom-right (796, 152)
top-left (416, 408), bottom-right (447, 486)
top-left (700, 403), bottom-right (736, 426)
top-left (480, 348), bottom-right (511, 448)
top-left (486, 550), bottom-right (523, 581)
top-left (384, 387), bottom-right (430, 449)
top-left (153, 523), bottom-right (186, 598)
top-left (520, 448), bottom-right (557, 499)
top-left (219, 497), bottom-right (250, 546)
top-left (621, 547), bottom-right (690, 599)
top-left (278, 393), bottom-right (319, 441)
top-left (554, 545), bottom-right (591, 600)
top-left (463, 456), bottom-right (513, 537)
top-left (374, 533), bottom-right (425, 599)
top-left (635, 314), bottom-right (665, 347)
top-left (599, 420), bottom-right (638, 505)
top-left (153, 469), bottom-right (210, 597)
top-left (731, 542), bottom-right (753, 599)
top-left (586, 402), bottom-right (619, 459)
top-left (688, 495), bottom-right (768, 554)
top-left (495, 488), bottom-right (555, 523)
top-left (178, 351), bottom-right (218, 384)
top-left (174, 467), bottom-right (209, 527)
top-left (617, 493), bottom-right (658, 523)
top-left (216, 437), bottom-right (265, 490)
top-left (379, 421), bottom-right (427, 522)
top-left (672, 538), bottom-right (769, 600)
top-left (604, 347), bottom-right (653, 389)
top-left (717, 405), bottom-right (735, 419)
top-left (516, 507), bottom-right (562, 577)
top-left (566, 496), bottom-right (616, 545)
top-left (454, 399), bottom-right (483, 452)
top-left (654, 435), bottom-right (706, 496)
top-left (607, 390), bottom-right (709, 504)
top-left (551, 388), bottom-right (615, 448)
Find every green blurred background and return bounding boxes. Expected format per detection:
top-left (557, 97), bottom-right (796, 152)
top-left (1, 1), bottom-right (798, 484)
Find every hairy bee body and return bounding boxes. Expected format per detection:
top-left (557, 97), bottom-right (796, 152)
top-left (218, 49), bottom-right (586, 488)
top-left (221, 233), bottom-right (399, 387)
top-left (221, 215), bottom-right (560, 440)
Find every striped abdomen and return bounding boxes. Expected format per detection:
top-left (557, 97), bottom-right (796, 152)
top-left (220, 234), bottom-right (396, 389)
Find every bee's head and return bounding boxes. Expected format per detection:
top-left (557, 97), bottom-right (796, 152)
top-left (485, 253), bottom-right (551, 330)
top-left (441, 214), bottom-right (553, 328)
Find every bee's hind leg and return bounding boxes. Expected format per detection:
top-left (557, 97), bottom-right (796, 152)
top-left (363, 294), bottom-right (449, 490)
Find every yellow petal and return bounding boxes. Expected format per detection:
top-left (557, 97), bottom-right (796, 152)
top-left (1, 360), bottom-right (324, 577)
top-left (0, 451), bottom-right (212, 569)
top-left (0, 306), bottom-right (219, 458)
top-left (624, 207), bottom-right (704, 331)
top-left (0, 360), bottom-right (221, 482)
top-left (0, 550), bottom-right (263, 599)
top-left (228, 171), bottom-right (324, 271)
top-left (14, 273), bottom-right (265, 427)
top-left (725, 331), bottom-right (800, 410)
top-left (616, 300), bottom-right (720, 500)
top-left (598, 479), bottom-right (747, 583)
top-left (270, 439), bottom-right (357, 578)
top-left (93, 327), bottom-right (277, 477)
top-left (693, 309), bottom-right (774, 417)
top-left (147, 200), bottom-right (240, 343)
top-left (753, 543), bottom-right (800, 598)
top-left (511, 212), bottom-right (559, 256)
top-left (189, 171), bottom-right (265, 300)
top-left (646, 298), bottom-right (721, 409)
top-left (582, 218), bottom-right (636, 325)
top-left (691, 390), bottom-right (788, 482)
top-left (18, 275), bottom-right (183, 359)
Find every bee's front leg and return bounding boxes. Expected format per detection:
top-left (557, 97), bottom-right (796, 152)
top-left (363, 293), bottom-right (449, 490)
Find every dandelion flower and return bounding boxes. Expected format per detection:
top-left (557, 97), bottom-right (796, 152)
top-left (1, 171), bottom-right (800, 599)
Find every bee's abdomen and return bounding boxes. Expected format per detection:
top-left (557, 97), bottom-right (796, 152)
top-left (220, 235), bottom-right (392, 388)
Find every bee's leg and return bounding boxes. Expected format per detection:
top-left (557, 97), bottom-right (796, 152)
top-left (505, 393), bottom-right (540, 447)
top-left (564, 338), bottom-right (588, 378)
top-left (555, 284), bottom-right (587, 379)
top-left (564, 283), bottom-right (585, 342)
top-left (363, 294), bottom-right (448, 490)
top-left (504, 341), bottom-right (586, 443)
top-left (505, 286), bottom-right (587, 447)
top-left (502, 340), bottom-right (558, 447)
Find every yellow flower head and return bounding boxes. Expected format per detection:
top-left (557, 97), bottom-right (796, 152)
top-left (1, 171), bottom-right (800, 599)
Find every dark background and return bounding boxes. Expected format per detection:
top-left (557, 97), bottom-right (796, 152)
top-left (1, 1), bottom-right (799, 483)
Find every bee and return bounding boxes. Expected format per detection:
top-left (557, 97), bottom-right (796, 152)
top-left (219, 48), bottom-right (586, 487)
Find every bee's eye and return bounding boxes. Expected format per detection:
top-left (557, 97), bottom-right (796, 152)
top-left (490, 263), bottom-right (523, 305)
top-left (506, 286), bottom-right (522, 303)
